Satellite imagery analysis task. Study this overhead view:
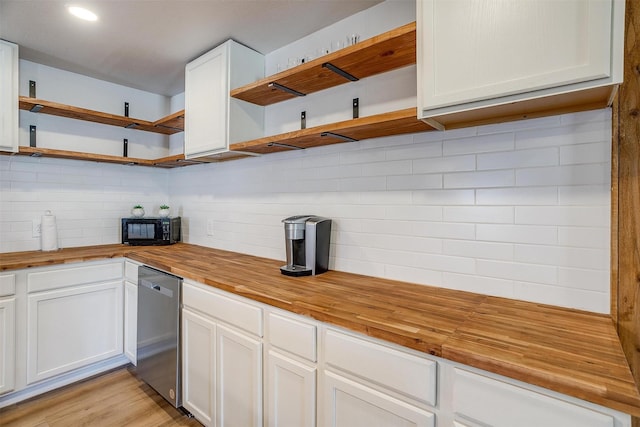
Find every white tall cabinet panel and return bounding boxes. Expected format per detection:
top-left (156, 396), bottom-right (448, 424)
top-left (123, 261), bottom-right (138, 365)
top-left (26, 281), bottom-right (123, 384)
top-left (182, 308), bottom-right (216, 427)
top-left (0, 297), bottom-right (16, 395)
top-left (267, 350), bottom-right (316, 427)
top-left (417, 0), bottom-right (625, 118)
top-left (0, 40), bottom-right (18, 153)
top-left (184, 40), bottom-right (264, 159)
top-left (217, 324), bottom-right (262, 427)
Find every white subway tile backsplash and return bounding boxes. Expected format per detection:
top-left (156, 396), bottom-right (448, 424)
top-left (1, 109), bottom-right (612, 313)
top-left (515, 206), bottom-right (609, 227)
top-left (477, 224), bottom-right (557, 245)
top-left (477, 147), bottom-right (558, 170)
top-left (476, 186), bottom-right (557, 206)
top-left (516, 164), bottom-right (608, 187)
top-left (443, 240), bottom-right (514, 261)
top-left (387, 174), bottom-right (442, 190)
top-left (514, 244), bottom-right (607, 270)
top-left (413, 154), bottom-right (475, 174)
top-left (444, 170), bottom-right (514, 189)
top-left (477, 260), bottom-right (557, 285)
top-left (559, 142), bottom-right (610, 165)
top-left (443, 132), bottom-right (515, 156)
top-left (443, 206), bottom-right (514, 224)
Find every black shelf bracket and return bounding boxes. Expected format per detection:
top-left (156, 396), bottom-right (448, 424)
top-left (321, 131), bottom-right (358, 142)
top-left (322, 62), bottom-right (359, 82)
top-left (30, 104), bottom-right (44, 113)
top-left (268, 82), bottom-right (305, 97)
top-left (267, 142), bottom-right (305, 150)
top-left (124, 102), bottom-right (130, 117)
top-left (29, 125), bottom-right (37, 147)
top-left (123, 138), bottom-right (129, 157)
top-left (29, 80), bottom-right (36, 98)
top-left (125, 123), bottom-right (139, 129)
top-left (353, 98), bottom-right (359, 119)
top-left (301, 111), bottom-right (306, 130)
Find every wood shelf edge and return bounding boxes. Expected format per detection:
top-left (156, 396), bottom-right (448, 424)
top-left (230, 21), bottom-right (417, 106)
top-left (0, 146), bottom-right (199, 168)
top-left (19, 97), bottom-right (183, 135)
top-left (229, 107), bottom-right (437, 154)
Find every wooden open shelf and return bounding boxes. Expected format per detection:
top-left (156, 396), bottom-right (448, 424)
top-left (230, 22), bottom-right (416, 106)
top-left (1, 147), bottom-right (200, 168)
top-left (19, 97), bottom-right (184, 135)
top-left (230, 107), bottom-right (436, 154)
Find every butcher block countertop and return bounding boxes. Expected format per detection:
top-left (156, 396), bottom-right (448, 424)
top-left (2, 243), bottom-right (639, 416)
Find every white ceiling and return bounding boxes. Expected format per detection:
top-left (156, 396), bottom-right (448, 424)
top-left (0, 0), bottom-right (384, 96)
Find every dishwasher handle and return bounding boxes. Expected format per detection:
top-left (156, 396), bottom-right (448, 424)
top-left (140, 279), bottom-right (174, 298)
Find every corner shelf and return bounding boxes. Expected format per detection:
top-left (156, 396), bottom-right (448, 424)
top-left (230, 108), bottom-right (436, 154)
top-left (19, 97), bottom-right (184, 135)
top-left (230, 22), bottom-right (416, 106)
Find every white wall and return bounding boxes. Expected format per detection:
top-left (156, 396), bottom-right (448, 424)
top-left (18, 60), bottom-right (171, 159)
top-left (0, 156), bottom-right (168, 251)
top-left (170, 109), bottom-right (611, 314)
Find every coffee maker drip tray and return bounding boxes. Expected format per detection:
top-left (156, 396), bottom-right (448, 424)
top-left (280, 264), bottom-right (313, 277)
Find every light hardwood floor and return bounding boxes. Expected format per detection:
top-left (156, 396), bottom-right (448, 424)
top-left (0, 366), bottom-right (202, 427)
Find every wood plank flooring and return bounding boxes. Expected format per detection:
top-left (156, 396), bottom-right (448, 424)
top-left (0, 366), bottom-right (202, 427)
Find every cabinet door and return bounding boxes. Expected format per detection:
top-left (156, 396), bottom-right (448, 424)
top-left (418, 0), bottom-right (617, 117)
top-left (322, 370), bottom-right (435, 427)
top-left (217, 323), bottom-right (262, 427)
top-left (0, 40), bottom-right (18, 153)
top-left (182, 308), bottom-right (216, 427)
top-left (267, 350), bottom-right (316, 427)
top-left (123, 280), bottom-right (137, 365)
top-left (0, 297), bottom-right (15, 395)
top-left (184, 42), bottom-right (229, 158)
top-left (26, 281), bottom-right (123, 384)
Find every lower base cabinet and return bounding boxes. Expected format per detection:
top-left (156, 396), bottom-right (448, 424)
top-left (26, 280), bottom-right (123, 384)
top-left (181, 280), bottom-right (263, 427)
top-left (267, 350), bottom-right (316, 427)
top-left (323, 370), bottom-right (435, 427)
top-left (182, 308), bottom-right (216, 427)
top-left (0, 296), bottom-right (15, 395)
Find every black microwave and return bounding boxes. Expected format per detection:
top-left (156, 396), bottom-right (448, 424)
top-left (122, 217), bottom-right (181, 245)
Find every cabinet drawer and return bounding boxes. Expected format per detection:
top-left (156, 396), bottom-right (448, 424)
top-left (124, 261), bottom-right (139, 283)
top-left (183, 281), bottom-right (262, 337)
top-left (324, 329), bottom-right (437, 407)
top-left (27, 261), bottom-right (123, 293)
top-left (452, 368), bottom-right (615, 427)
top-left (268, 312), bottom-right (316, 362)
top-left (0, 274), bottom-right (15, 296)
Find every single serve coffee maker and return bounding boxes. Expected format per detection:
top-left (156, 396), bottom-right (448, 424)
top-left (280, 215), bottom-right (332, 276)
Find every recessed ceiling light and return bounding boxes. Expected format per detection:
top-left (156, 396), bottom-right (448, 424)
top-left (68, 6), bottom-right (98, 22)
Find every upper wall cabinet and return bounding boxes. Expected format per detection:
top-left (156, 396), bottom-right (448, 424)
top-left (184, 40), bottom-right (265, 160)
top-left (0, 40), bottom-right (18, 153)
top-left (417, 0), bottom-right (625, 128)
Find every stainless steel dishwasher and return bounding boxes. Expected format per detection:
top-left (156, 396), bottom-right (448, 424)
top-left (137, 265), bottom-right (182, 408)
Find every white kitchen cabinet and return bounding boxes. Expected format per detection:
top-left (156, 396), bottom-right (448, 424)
top-left (182, 307), bottom-right (216, 427)
top-left (0, 297), bottom-right (16, 395)
top-left (321, 328), bottom-right (437, 427)
top-left (450, 368), bottom-right (617, 427)
top-left (181, 279), bottom-right (263, 427)
top-left (266, 310), bottom-right (318, 427)
top-left (0, 40), bottom-right (18, 153)
top-left (0, 274), bottom-right (16, 396)
top-left (217, 323), bottom-right (262, 427)
top-left (267, 350), bottom-right (316, 427)
top-left (323, 370), bottom-right (435, 427)
top-left (184, 39), bottom-right (264, 159)
top-left (123, 261), bottom-right (138, 365)
top-left (123, 281), bottom-right (137, 364)
top-left (417, 0), bottom-right (625, 120)
top-left (26, 280), bottom-right (123, 384)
